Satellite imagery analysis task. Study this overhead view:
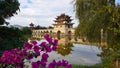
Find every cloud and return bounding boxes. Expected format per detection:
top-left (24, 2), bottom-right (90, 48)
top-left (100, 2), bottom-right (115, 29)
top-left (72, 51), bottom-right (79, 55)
top-left (6, 0), bottom-right (78, 27)
top-left (6, 0), bottom-right (120, 27)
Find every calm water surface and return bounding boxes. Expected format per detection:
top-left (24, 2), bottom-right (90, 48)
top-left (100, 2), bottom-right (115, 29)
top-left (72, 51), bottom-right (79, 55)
top-left (48, 43), bottom-right (102, 65)
top-left (26, 39), bottom-right (102, 67)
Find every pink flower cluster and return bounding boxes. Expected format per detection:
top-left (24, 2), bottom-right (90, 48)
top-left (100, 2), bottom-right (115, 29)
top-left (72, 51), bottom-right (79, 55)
top-left (0, 48), bottom-right (24, 68)
top-left (0, 34), bottom-right (72, 68)
top-left (48, 60), bottom-right (72, 68)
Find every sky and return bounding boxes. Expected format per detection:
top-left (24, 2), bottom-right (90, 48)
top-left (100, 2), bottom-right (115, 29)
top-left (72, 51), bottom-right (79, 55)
top-left (116, 0), bottom-right (120, 5)
top-left (6, 0), bottom-right (120, 27)
top-left (6, 0), bottom-right (78, 27)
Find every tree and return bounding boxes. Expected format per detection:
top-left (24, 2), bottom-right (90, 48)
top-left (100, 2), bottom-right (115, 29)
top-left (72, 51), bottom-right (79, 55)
top-left (0, 0), bottom-right (20, 25)
top-left (21, 27), bottom-right (32, 39)
top-left (0, 0), bottom-right (21, 55)
top-left (0, 26), bottom-right (28, 55)
top-left (75, 0), bottom-right (115, 43)
top-left (34, 25), bottom-right (47, 29)
top-left (75, 0), bottom-right (120, 68)
top-left (48, 26), bottom-right (53, 29)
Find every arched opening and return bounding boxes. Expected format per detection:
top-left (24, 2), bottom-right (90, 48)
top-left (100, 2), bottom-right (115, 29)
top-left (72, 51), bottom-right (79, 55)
top-left (38, 31), bottom-right (40, 36)
top-left (50, 31), bottom-right (52, 38)
top-left (43, 31), bottom-right (46, 35)
top-left (68, 31), bottom-right (72, 40)
top-left (57, 30), bottom-right (61, 40)
top-left (41, 31), bottom-right (43, 37)
top-left (50, 31), bottom-right (52, 33)
top-left (46, 31), bottom-right (49, 33)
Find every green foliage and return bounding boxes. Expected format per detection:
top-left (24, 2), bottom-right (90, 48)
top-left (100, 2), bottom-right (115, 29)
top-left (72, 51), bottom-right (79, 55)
top-left (34, 25), bottom-right (47, 29)
top-left (48, 26), bottom-right (53, 29)
top-left (0, 0), bottom-right (20, 25)
top-left (74, 0), bottom-right (116, 43)
top-left (0, 26), bottom-right (28, 55)
top-left (75, 0), bottom-right (120, 68)
top-left (34, 25), bottom-right (53, 29)
top-left (72, 64), bottom-right (103, 68)
top-left (21, 27), bottom-right (32, 39)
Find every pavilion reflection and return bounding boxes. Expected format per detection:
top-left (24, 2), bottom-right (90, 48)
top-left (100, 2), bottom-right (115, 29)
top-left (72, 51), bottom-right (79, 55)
top-left (56, 38), bottom-right (74, 56)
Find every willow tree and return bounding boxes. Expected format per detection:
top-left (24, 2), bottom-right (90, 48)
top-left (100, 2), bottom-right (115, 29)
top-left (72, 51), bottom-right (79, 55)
top-left (75, 0), bottom-right (120, 68)
top-left (0, 0), bottom-right (20, 25)
top-left (75, 0), bottom-right (115, 43)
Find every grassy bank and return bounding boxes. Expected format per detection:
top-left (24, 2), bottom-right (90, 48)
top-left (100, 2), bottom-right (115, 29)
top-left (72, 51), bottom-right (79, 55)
top-left (57, 64), bottom-right (103, 68)
top-left (71, 64), bottom-right (103, 68)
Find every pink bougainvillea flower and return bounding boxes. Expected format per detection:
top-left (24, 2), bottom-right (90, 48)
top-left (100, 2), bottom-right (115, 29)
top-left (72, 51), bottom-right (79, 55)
top-left (48, 60), bottom-right (56, 68)
top-left (45, 46), bottom-right (52, 52)
top-left (54, 39), bottom-right (58, 45)
top-left (27, 54), bottom-right (34, 60)
top-left (42, 53), bottom-right (49, 59)
top-left (39, 42), bottom-right (46, 47)
top-left (34, 46), bottom-right (40, 56)
top-left (32, 40), bottom-right (37, 45)
top-left (48, 59), bottom-right (72, 68)
top-left (0, 35), bottom-right (71, 68)
top-left (34, 46), bottom-right (39, 51)
top-left (32, 62), bottom-right (39, 68)
top-left (44, 34), bottom-right (49, 40)
top-left (57, 60), bottom-right (62, 66)
top-left (24, 42), bottom-right (33, 49)
top-left (44, 34), bottom-right (53, 44)
top-left (52, 46), bottom-right (57, 51)
top-left (39, 60), bottom-right (47, 67)
top-left (40, 53), bottom-right (49, 66)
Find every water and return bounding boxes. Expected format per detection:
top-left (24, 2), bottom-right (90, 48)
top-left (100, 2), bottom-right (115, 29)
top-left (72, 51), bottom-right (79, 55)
top-left (48, 43), bottom-right (102, 65)
top-left (26, 39), bottom-right (102, 67)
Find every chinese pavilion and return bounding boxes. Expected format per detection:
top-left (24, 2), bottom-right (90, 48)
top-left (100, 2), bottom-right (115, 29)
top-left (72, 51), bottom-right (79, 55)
top-left (32, 13), bottom-right (75, 39)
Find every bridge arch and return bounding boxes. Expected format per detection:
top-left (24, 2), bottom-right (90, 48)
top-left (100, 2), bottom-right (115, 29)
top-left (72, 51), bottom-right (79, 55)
top-left (68, 31), bottom-right (72, 40)
top-left (57, 30), bottom-right (61, 40)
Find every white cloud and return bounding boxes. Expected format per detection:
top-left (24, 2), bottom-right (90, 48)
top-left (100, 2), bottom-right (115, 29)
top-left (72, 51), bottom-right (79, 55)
top-left (7, 0), bottom-right (78, 27)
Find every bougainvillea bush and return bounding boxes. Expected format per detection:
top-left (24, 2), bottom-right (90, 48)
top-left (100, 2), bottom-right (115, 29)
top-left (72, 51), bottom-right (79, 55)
top-left (0, 34), bottom-right (72, 68)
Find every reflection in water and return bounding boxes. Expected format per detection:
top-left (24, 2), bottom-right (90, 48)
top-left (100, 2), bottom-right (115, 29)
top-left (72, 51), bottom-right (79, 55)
top-left (57, 42), bottom-right (74, 56)
top-left (57, 37), bottom-right (74, 56)
top-left (57, 31), bottom-right (61, 40)
top-left (47, 37), bottom-right (101, 65)
top-left (29, 37), bottom-right (102, 65)
top-left (67, 31), bottom-right (72, 40)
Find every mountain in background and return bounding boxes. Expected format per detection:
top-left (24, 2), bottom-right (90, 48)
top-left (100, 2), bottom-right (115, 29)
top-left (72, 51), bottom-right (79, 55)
top-left (8, 24), bottom-right (23, 29)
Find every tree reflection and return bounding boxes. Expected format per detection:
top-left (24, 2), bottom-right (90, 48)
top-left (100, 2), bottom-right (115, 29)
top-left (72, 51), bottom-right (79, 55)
top-left (57, 42), bottom-right (74, 56)
top-left (98, 30), bottom-right (120, 68)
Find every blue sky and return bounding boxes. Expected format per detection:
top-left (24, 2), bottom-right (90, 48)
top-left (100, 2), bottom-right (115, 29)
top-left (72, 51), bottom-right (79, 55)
top-left (6, 0), bottom-right (120, 27)
top-left (116, 0), bottom-right (120, 4)
top-left (7, 0), bottom-right (78, 27)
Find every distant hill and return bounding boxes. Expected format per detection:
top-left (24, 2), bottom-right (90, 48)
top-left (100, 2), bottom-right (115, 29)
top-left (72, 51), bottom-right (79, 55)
top-left (9, 24), bottom-right (23, 29)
